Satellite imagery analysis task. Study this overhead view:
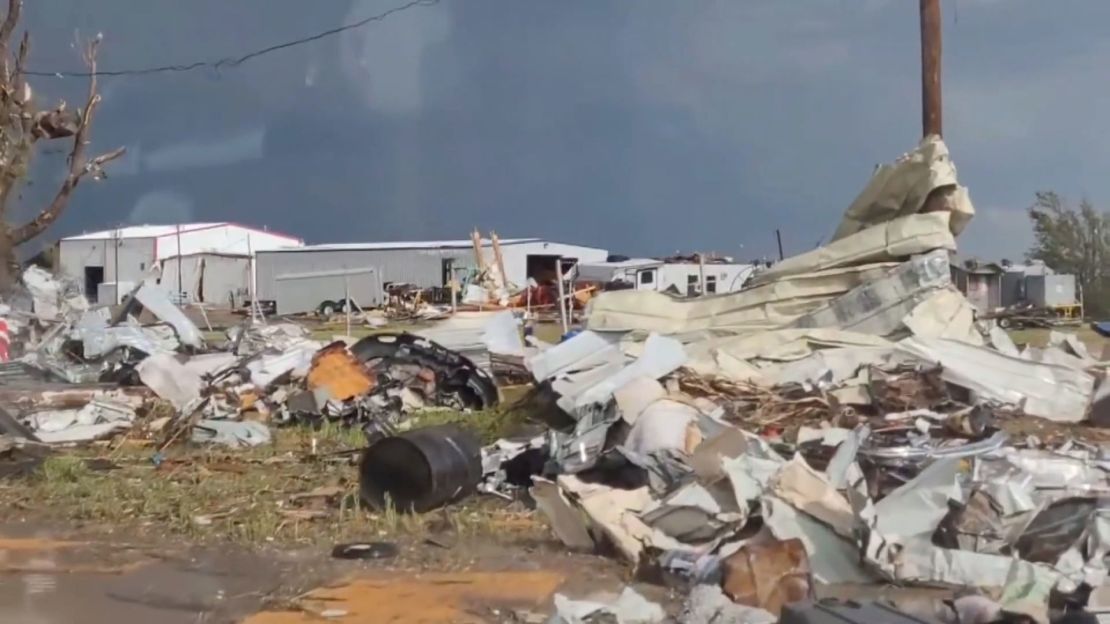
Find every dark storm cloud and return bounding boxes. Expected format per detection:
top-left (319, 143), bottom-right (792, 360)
top-left (14, 0), bottom-right (1110, 261)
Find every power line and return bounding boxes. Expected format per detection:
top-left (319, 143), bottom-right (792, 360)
top-left (24, 0), bottom-right (439, 78)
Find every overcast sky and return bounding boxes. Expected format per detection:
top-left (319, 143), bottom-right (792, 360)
top-left (15, 0), bottom-right (1109, 262)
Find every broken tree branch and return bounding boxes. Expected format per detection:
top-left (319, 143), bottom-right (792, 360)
top-left (0, 0), bottom-right (20, 81)
top-left (10, 35), bottom-right (125, 245)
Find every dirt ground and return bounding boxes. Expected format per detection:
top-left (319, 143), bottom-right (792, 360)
top-left (0, 522), bottom-right (639, 623)
top-left (0, 422), bottom-right (640, 623)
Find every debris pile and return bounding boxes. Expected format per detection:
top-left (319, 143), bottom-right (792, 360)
top-left (2, 273), bottom-right (504, 448)
top-left (0, 136), bottom-right (1108, 623)
top-left (479, 137), bottom-right (1110, 622)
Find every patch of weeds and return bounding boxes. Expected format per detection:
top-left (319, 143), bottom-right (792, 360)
top-left (0, 423), bottom-right (541, 548)
top-left (408, 405), bottom-right (530, 444)
top-left (37, 456), bottom-right (91, 485)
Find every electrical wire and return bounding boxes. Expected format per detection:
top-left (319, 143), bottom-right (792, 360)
top-left (24, 0), bottom-right (439, 78)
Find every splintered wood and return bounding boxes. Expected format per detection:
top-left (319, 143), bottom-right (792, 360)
top-left (676, 372), bottom-right (831, 428)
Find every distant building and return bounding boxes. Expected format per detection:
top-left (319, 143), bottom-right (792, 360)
top-left (58, 223), bottom-right (303, 305)
top-left (998, 259), bottom-right (1079, 310)
top-left (575, 257), bottom-right (756, 295)
top-left (950, 255), bottom-right (1004, 312)
top-left (254, 238), bottom-right (608, 315)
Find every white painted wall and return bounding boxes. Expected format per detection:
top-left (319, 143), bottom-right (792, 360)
top-left (497, 241), bottom-right (608, 285)
top-left (658, 263), bottom-right (755, 295)
top-left (59, 223), bottom-right (302, 304)
top-left (58, 237), bottom-right (157, 302)
top-left (158, 253), bottom-right (252, 305)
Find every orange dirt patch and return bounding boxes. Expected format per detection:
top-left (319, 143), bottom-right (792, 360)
top-left (245, 569), bottom-right (566, 624)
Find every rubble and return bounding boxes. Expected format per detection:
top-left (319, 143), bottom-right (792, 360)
top-left (0, 135), bottom-right (1107, 622)
top-left (507, 137), bottom-right (1110, 622)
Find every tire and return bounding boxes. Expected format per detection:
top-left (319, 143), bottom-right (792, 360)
top-left (998, 317), bottom-right (1012, 329)
top-left (318, 301), bottom-right (338, 317)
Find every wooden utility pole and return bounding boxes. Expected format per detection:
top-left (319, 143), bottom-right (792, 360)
top-left (920, 0), bottom-right (943, 137)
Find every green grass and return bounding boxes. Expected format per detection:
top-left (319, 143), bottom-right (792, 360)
top-left (1007, 326), bottom-right (1104, 355)
top-left (0, 417), bottom-right (543, 547)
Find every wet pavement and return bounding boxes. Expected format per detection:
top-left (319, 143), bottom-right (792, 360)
top-left (0, 528), bottom-right (631, 623)
top-left (0, 533), bottom-right (323, 624)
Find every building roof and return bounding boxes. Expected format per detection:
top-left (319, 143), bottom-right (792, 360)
top-left (62, 222), bottom-right (303, 260)
top-left (579, 258), bottom-right (663, 270)
top-left (1002, 260), bottom-right (1054, 276)
top-left (949, 254), bottom-right (1004, 275)
top-left (65, 223), bottom-right (225, 240)
top-left (264, 238), bottom-right (542, 253)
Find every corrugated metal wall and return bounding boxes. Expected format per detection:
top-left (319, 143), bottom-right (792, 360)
top-left (255, 247), bottom-right (478, 312)
top-left (58, 237), bottom-right (156, 301)
top-left (253, 241), bottom-right (609, 313)
top-left (159, 254), bottom-right (251, 306)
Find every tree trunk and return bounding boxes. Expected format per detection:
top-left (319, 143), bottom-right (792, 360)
top-left (0, 223), bottom-right (18, 293)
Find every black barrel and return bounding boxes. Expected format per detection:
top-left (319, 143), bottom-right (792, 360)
top-left (358, 424), bottom-right (483, 513)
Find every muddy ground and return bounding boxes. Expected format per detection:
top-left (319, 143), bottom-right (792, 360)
top-left (0, 425), bottom-right (649, 623)
top-left (0, 523), bottom-right (645, 623)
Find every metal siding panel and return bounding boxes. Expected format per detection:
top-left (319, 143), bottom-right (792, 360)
top-left (200, 255), bottom-right (250, 305)
top-left (58, 240), bottom-right (106, 285)
top-left (1026, 275), bottom-right (1047, 307)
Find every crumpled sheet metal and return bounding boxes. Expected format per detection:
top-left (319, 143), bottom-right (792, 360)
top-left (586, 263), bottom-right (896, 334)
top-left (863, 531), bottom-right (1060, 623)
top-left (413, 310), bottom-right (522, 373)
top-left (246, 342), bottom-right (321, 388)
top-left (789, 249), bottom-right (953, 338)
top-left (858, 430), bottom-right (1009, 467)
top-left (530, 477), bottom-right (596, 551)
top-left (230, 322), bottom-right (311, 355)
top-left (857, 450), bottom-right (1107, 623)
top-left (758, 347), bottom-right (894, 390)
top-left (868, 458), bottom-right (964, 542)
top-left (527, 330), bottom-right (623, 382)
top-left (550, 587), bottom-right (665, 624)
top-left (684, 329), bottom-right (893, 381)
top-left (748, 212), bottom-right (956, 288)
top-left (191, 419), bottom-right (272, 448)
top-left (897, 336), bottom-right (1095, 423)
top-left (831, 135), bottom-right (974, 242)
top-left (987, 448), bottom-right (1110, 491)
top-left (132, 283), bottom-right (204, 349)
top-left (23, 266), bottom-right (88, 322)
top-left (640, 482), bottom-right (738, 543)
top-left (555, 474), bottom-right (687, 563)
top-left (900, 287), bottom-right (983, 345)
top-left (73, 306), bottom-right (181, 358)
top-left (623, 399), bottom-right (699, 457)
top-left (573, 334), bottom-right (686, 409)
top-left (136, 352), bottom-right (204, 410)
top-left (770, 456), bottom-right (858, 539)
top-left (761, 496), bottom-right (876, 584)
top-left (27, 399), bottom-right (137, 444)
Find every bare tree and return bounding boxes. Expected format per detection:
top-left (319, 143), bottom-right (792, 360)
top-left (0, 0), bottom-right (124, 288)
top-left (1027, 191), bottom-right (1110, 315)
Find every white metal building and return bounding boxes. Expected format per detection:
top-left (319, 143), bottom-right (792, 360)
top-left (57, 223), bottom-right (303, 304)
top-left (254, 238), bottom-right (608, 315)
top-left (576, 259), bottom-right (756, 295)
top-left (659, 262), bottom-right (756, 295)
